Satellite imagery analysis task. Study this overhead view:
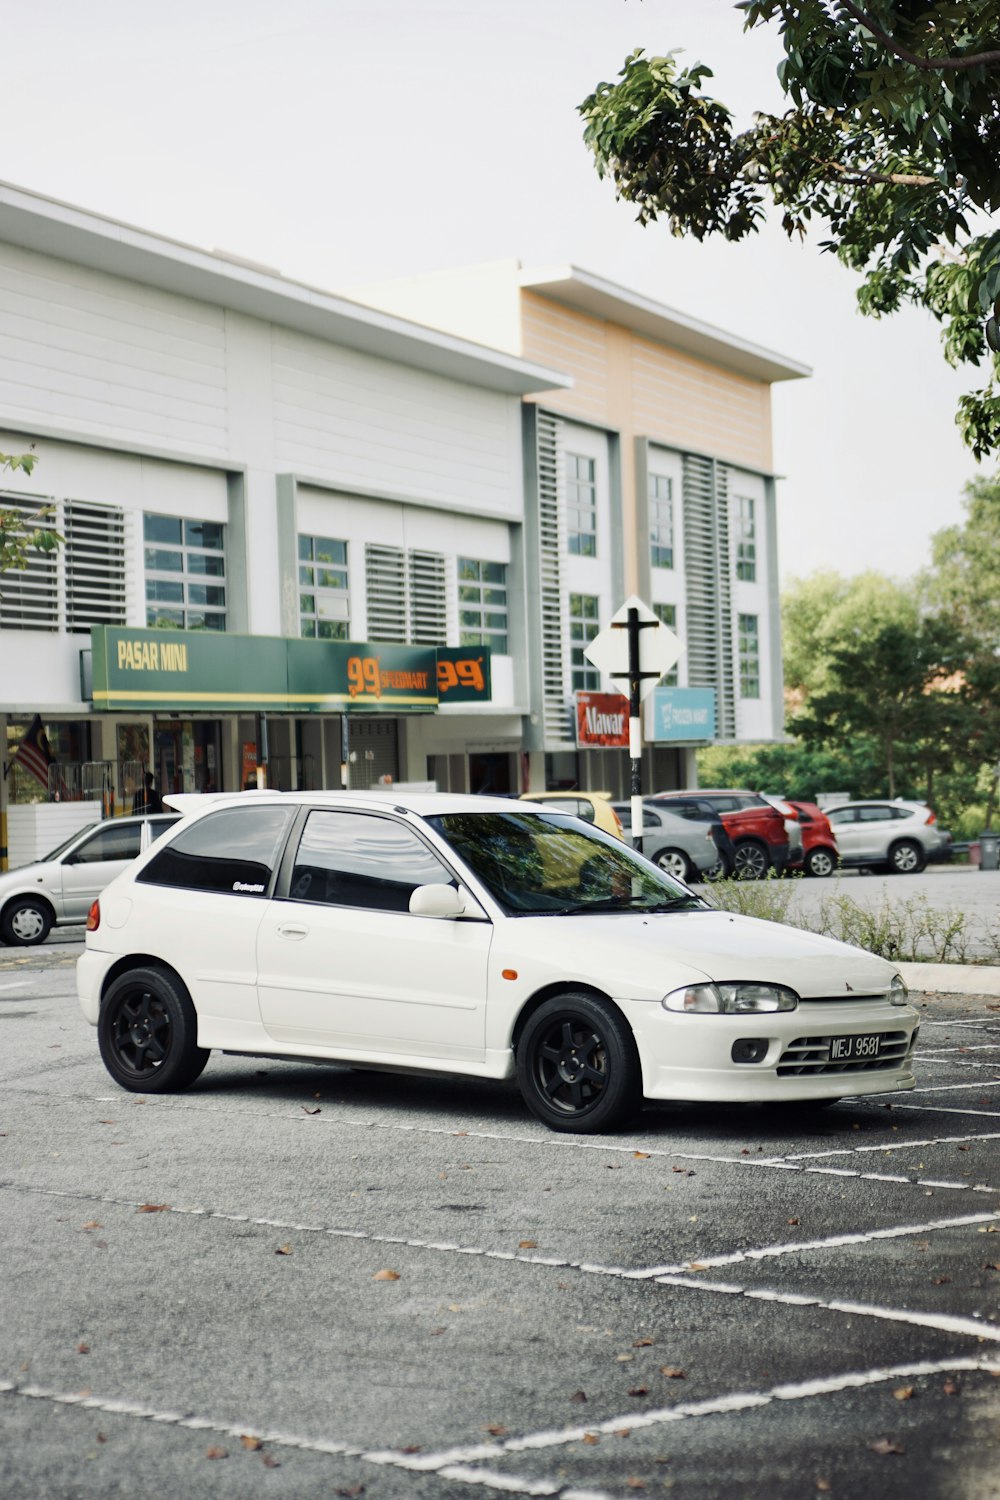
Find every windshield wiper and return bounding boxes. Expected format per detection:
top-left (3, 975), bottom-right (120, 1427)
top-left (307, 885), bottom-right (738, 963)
top-left (541, 895), bottom-right (706, 915)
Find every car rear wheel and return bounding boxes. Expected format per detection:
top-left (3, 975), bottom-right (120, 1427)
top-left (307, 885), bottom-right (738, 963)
top-left (1, 897), bottom-right (53, 946)
top-left (804, 846), bottom-right (837, 878)
top-left (733, 840), bottom-right (770, 881)
top-left (653, 847), bottom-right (694, 883)
top-left (889, 839), bottom-right (925, 875)
top-left (516, 993), bottom-right (641, 1133)
top-left (98, 966), bottom-right (209, 1093)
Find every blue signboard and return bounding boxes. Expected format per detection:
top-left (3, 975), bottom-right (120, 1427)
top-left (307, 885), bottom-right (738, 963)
top-left (651, 687), bottom-right (717, 742)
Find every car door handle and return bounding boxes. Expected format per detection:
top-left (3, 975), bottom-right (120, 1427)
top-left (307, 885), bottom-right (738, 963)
top-left (277, 924), bottom-right (309, 940)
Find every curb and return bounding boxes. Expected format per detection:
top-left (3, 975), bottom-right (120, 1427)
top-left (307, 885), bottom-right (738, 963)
top-left (897, 961), bottom-right (1000, 998)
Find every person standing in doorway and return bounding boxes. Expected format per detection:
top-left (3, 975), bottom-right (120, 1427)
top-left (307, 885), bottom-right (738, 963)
top-left (132, 771), bottom-right (162, 815)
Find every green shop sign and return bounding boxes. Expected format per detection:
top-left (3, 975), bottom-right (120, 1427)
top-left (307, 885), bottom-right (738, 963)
top-left (90, 628), bottom-right (491, 713)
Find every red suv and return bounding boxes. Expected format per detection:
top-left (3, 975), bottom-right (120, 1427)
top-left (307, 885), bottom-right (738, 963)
top-left (648, 789), bottom-right (790, 880)
top-left (786, 800), bottom-right (839, 878)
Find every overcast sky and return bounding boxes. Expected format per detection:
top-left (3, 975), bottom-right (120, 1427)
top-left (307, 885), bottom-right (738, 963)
top-left (1, 0), bottom-right (983, 583)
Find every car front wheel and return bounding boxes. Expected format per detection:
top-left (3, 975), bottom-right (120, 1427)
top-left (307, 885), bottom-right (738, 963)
top-left (653, 847), bottom-right (694, 883)
top-left (733, 841), bottom-right (770, 880)
top-left (1, 897), bottom-right (53, 946)
top-left (516, 993), bottom-right (641, 1133)
top-left (889, 839), bottom-right (925, 875)
top-left (98, 966), bottom-right (209, 1093)
top-left (804, 846), bottom-right (837, 878)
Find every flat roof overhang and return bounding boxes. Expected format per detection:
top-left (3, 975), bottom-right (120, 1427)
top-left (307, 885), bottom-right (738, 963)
top-left (520, 264), bottom-right (810, 385)
top-left (0, 181), bottom-right (571, 398)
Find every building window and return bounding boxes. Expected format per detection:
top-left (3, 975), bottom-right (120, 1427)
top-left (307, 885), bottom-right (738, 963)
top-left (649, 474), bottom-right (674, 569)
top-left (738, 613), bottom-right (760, 698)
top-left (566, 453), bottom-right (597, 557)
top-left (299, 535), bottom-right (349, 639)
top-left (569, 592), bottom-right (600, 691)
top-left (364, 544), bottom-right (447, 644)
top-left (458, 559), bottom-right (508, 653)
top-left (0, 496), bottom-right (126, 633)
top-left (653, 602), bottom-right (680, 687)
top-left (735, 495), bottom-right (756, 582)
top-left (144, 515), bottom-right (226, 631)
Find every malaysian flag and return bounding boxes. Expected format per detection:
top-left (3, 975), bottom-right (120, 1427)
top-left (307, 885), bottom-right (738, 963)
top-left (12, 714), bottom-right (54, 792)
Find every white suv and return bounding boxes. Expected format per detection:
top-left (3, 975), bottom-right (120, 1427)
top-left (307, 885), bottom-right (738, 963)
top-left (824, 800), bottom-right (950, 874)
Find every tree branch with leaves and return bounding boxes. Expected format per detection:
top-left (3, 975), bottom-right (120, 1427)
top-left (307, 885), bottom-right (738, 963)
top-left (0, 450), bottom-right (60, 576)
top-left (580, 0), bottom-right (1000, 457)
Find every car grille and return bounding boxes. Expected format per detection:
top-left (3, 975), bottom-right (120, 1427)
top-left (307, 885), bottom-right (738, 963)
top-left (777, 1031), bottom-right (912, 1076)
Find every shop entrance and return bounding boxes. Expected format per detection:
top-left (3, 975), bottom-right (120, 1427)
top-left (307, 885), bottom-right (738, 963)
top-left (155, 720), bottom-right (223, 796)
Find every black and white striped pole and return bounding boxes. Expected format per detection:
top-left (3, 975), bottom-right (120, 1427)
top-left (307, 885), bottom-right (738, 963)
top-left (611, 607), bottom-right (659, 856)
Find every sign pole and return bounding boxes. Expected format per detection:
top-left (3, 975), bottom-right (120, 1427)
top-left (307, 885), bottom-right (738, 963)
top-left (614, 606), bottom-right (657, 856)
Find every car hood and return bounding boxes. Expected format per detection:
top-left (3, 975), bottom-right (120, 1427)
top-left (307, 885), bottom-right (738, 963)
top-left (502, 908), bottom-right (897, 1001)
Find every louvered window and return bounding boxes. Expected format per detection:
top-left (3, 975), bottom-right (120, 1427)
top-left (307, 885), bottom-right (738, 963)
top-left (65, 501), bottom-right (126, 632)
top-left (536, 411), bottom-right (573, 744)
top-left (408, 550), bottom-right (447, 645)
top-left (683, 455), bottom-right (735, 739)
top-left (365, 544), bottom-right (407, 642)
top-left (0, 495), bottom-right (126, 633)
top-left (0, 495), bottom-right (59, 631)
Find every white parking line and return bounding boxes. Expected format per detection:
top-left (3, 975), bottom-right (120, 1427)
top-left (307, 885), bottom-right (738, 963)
top-left (5, 1357), bottom-right (1000, 1497)
top-left (7, 1180), bottom-right (998, 1330)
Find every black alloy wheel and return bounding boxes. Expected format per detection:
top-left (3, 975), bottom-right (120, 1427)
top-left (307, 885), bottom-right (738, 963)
top-left (98, 966), bottom-right (209, 1093)
top-left (733, 840), bottom-right (770, 881)
top-left (0, 897), bottom-right (53, 946)
top-left (516, 992), bottom-right (641, 1133)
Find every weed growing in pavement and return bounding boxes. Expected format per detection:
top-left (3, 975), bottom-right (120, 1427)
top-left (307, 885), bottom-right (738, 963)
top-left (705, 880), bottom-right (984, 964)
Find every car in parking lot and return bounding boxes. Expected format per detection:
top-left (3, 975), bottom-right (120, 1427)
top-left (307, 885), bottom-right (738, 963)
top-left (0, 812), bottom-right (180, 946)
top-left (647, 789), bottom-right (791, 879)
top-left (824, 799), bottom-right (950, 874)
top-left (611, 800), bottom-right (732, 883)
top-left (517, 790), bottom-right (624, 838)
top-left (78, 791), bottom-right (918, 1132)
top-left (763, 797), bottom-right (840, 878)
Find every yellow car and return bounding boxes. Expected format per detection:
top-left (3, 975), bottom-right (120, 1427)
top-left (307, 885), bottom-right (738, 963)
top-left (518, 791), bottom-right (625, 840)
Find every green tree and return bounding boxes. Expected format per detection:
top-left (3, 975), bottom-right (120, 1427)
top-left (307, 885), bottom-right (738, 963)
top-left (580, 1), bottom-right (1000, 456)
top-left (0, 450), bottom-right (59, 575)
top-left (782, 569), bottom-right (919, 697)
top-left (790, 615), bottom-right (973, 799)
top-left (927, 469), bottom-right (1000, 642)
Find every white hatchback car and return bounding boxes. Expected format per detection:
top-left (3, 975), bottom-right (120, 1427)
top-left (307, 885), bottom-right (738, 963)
top-left (824, 800), bottom-right (950, 874)
top-left (78, 791), bottom-right (918, 1133)
top-left (0, 813), bottom-right (180, 946)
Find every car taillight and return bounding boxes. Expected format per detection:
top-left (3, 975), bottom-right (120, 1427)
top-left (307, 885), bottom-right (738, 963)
top-left (925, 810), bottom-right (937, 824)
top-left (86, 900), bottom-right (100, 932)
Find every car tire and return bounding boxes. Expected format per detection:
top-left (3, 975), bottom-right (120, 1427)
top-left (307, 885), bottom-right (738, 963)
top-left (653, 847), bottom-right (694, 883)
top-left (516, 992), bottom-right (641, 1134)
top-left (703, 855), bottom-right (730, 882)
top-left (889, 839), bottom-right (926, 875)
top-left (98, 966), bottom-right (210, 1094)
top-left (733, 840), bottom-right (770, 881)
top-left (804, 846), bottom-right (837, 878)
top-left (0, 897), bottom-right (53, 947)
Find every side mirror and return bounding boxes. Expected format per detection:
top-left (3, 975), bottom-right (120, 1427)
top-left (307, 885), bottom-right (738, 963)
top-left (409, 884), bottom-right (483, 919)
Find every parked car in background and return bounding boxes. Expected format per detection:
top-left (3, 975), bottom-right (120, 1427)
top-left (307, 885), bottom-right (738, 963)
top-left (762, 796), bottom-right (839, 878)
top-left (518, 790), bottom-right (624, 839)
top-left (0, 813), bottom-right (180, 946)
top-left (611, 800), bottom-right (727, 883)
top-left (78, 790), bottom-right (918, 1132)
top-left (647, 790), bottom-right (790, 880)
top-left (824, 799), bottom-right (950, 874)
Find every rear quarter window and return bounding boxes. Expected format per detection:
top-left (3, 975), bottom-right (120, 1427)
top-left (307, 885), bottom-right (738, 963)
top-left (137, 805), bottom-right (294, 896)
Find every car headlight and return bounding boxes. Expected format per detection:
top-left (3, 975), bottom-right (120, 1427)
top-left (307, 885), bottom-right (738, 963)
top-left (662, 982), bottom-right (799, 1014)
top-left (888, 973), bottom-right (909, 1006)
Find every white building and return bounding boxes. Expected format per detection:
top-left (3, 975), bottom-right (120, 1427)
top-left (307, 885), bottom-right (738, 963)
top-left (0, 185), bottom-right (568, 867)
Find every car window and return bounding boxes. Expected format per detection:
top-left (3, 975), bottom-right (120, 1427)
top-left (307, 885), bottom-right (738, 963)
top-left (858, 806), bottom-right (893, 822)
top-left (826, 807), bottom-right (856, 826)
top-left (66, 823), bottom-right (143, 865)
top-left (138, 805), bottom-right (294, 896)
top-left (148, 816), bottom-right (181, 842)
top-left (891, 806), bottom-right (914, 819)
top-left (287, 810), bottom-right (453, 912)
top-left (543, 797), bottom-right (592, 821)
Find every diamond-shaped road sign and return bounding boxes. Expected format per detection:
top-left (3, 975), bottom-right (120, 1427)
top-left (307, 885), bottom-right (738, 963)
top-left (583, 594), bottom-right (683, 701)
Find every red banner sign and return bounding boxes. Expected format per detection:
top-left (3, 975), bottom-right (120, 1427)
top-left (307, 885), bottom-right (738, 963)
top-left (575, 692), bottom-right (628, 748)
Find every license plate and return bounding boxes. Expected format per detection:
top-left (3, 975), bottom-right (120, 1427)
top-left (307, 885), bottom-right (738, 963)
top-left (830, 1033), bottom-right (882, 1062)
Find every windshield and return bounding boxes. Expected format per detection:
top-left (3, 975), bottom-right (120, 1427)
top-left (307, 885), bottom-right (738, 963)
top-left (427, 810), bottom-right (707, 916)
top-left (41, 827), bottom-right (96, 862)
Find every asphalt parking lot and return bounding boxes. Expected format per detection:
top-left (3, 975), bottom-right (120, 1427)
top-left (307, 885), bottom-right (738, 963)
top-left (2, 948), bottom-right (1000, 1500)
